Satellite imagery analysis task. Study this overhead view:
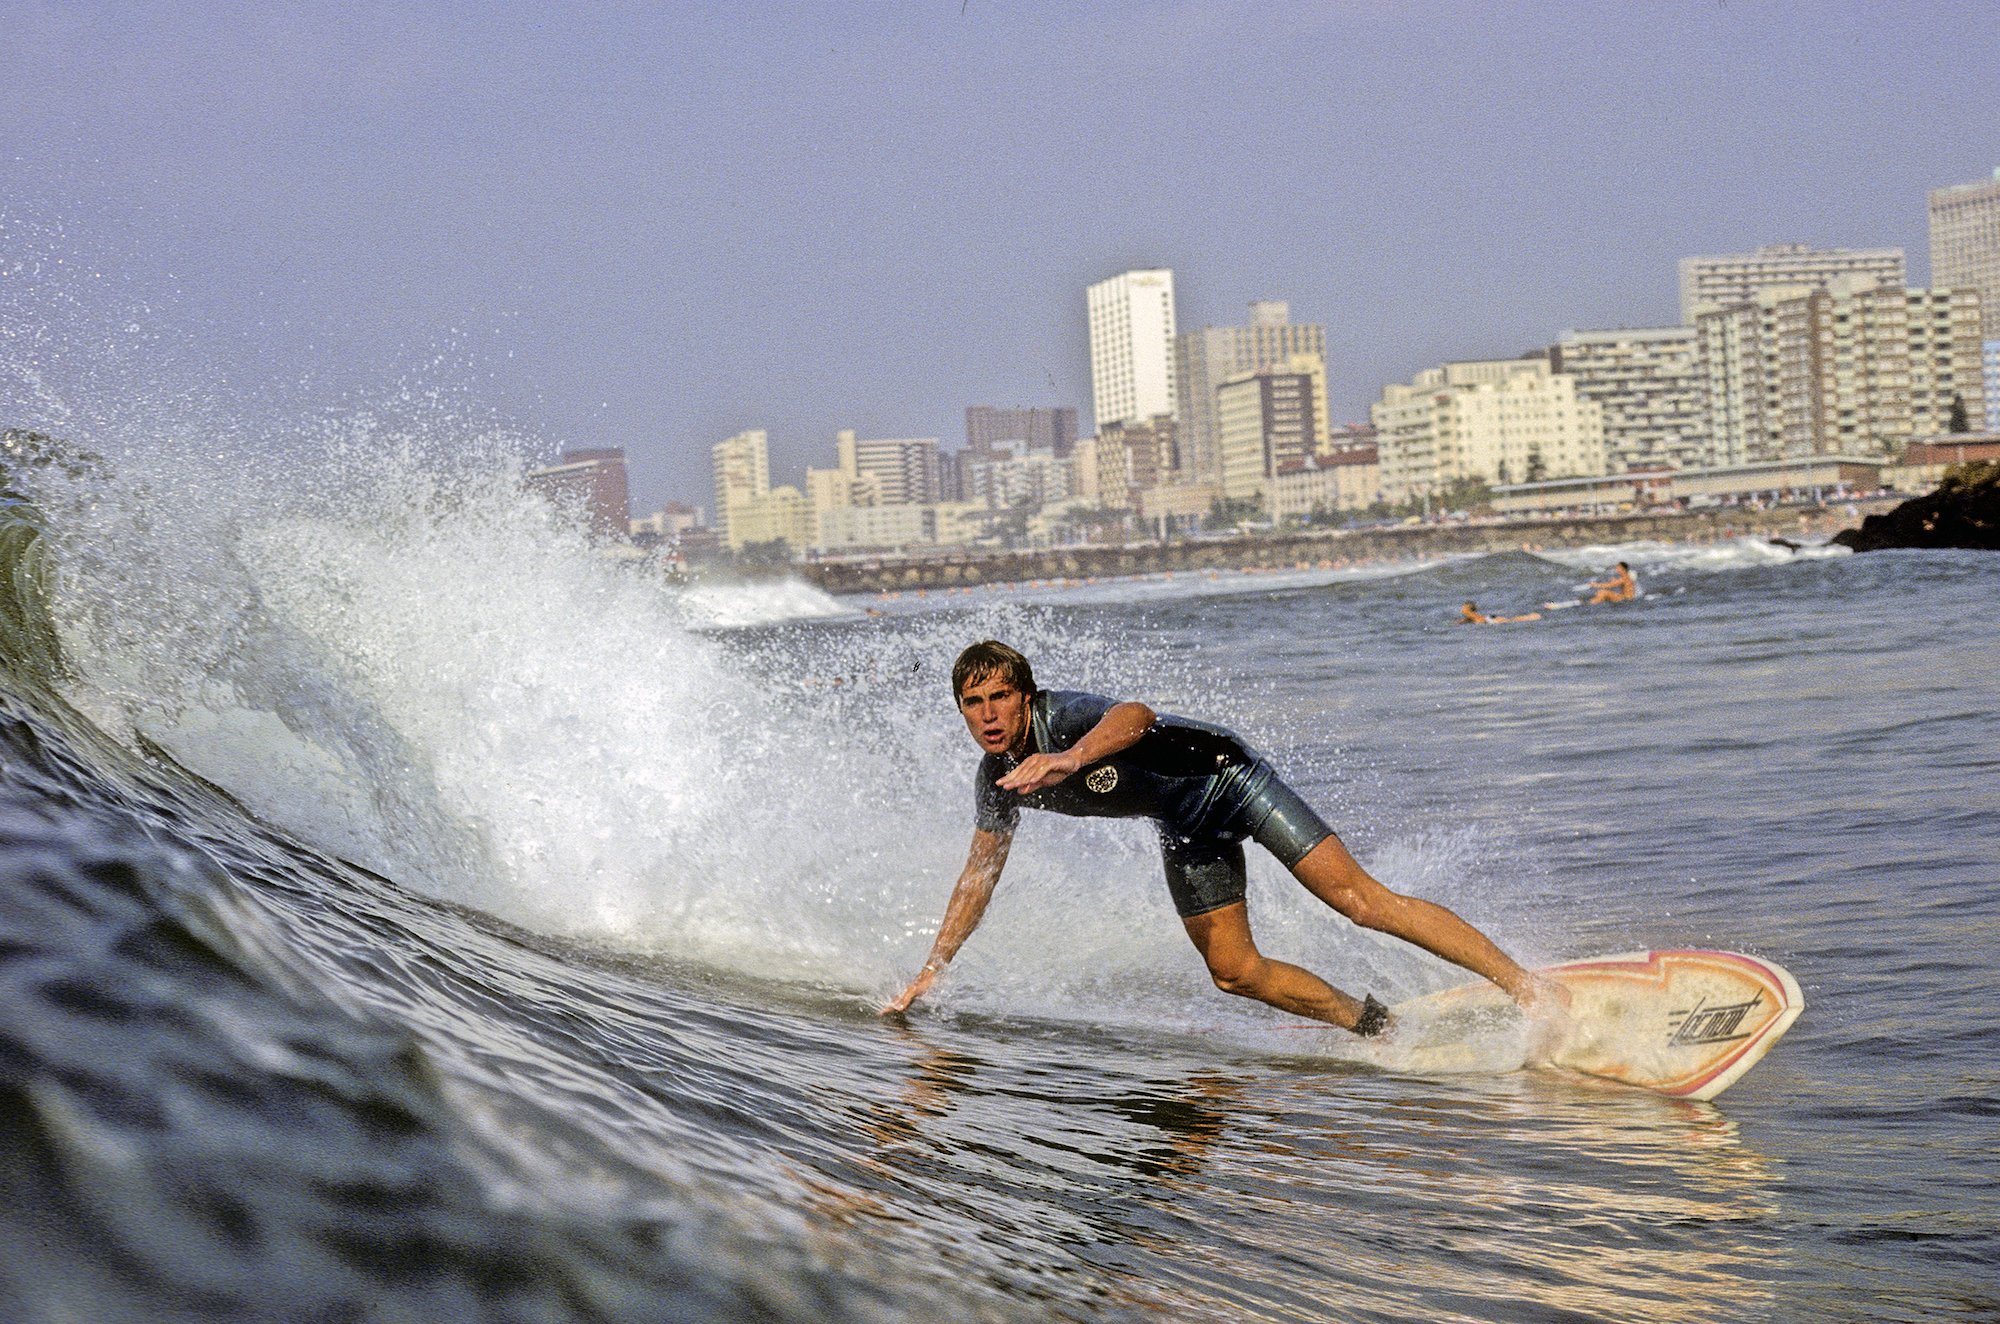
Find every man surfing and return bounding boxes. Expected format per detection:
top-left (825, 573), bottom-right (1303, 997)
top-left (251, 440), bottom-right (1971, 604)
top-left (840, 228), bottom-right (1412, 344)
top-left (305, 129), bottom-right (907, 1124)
top-left (884, 641), bottom-right (1567, 1036)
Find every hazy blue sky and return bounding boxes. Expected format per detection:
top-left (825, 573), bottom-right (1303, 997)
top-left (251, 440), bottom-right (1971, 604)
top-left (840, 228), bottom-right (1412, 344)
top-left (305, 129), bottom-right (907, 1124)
top-left (6, 1), bottom-right (1998, 513)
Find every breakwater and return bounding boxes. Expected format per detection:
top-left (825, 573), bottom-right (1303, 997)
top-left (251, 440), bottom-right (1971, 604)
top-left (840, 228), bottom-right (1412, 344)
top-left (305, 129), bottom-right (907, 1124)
top-left (794, 501), bottom-right (1891, 596)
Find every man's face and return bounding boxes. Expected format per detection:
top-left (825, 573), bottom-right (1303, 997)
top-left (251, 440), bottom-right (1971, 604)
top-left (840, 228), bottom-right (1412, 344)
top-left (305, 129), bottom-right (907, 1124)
top-left (958, 670), bottom-right (1030, 757)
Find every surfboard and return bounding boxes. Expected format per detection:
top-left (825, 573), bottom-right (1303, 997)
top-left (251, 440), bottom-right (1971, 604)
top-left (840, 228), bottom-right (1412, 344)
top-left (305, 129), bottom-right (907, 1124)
top-left (1392, 949), bottom-right (1803, 1102)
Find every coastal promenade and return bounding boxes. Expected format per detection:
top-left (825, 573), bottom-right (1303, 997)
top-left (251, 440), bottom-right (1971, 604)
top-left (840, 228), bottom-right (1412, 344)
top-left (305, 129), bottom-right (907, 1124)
top-left (793, 500), bottom-right (1895, 596)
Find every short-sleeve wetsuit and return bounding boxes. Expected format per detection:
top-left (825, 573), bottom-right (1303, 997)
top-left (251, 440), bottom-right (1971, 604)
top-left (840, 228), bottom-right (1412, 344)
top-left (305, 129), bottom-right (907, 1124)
top-left (973, 690), bottom-right (1336, 918)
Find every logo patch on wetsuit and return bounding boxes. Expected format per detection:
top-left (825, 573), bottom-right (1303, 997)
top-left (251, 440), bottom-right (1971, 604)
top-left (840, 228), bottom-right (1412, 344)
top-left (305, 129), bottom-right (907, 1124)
top-left (1084, 765), bottom-right (1118, 793)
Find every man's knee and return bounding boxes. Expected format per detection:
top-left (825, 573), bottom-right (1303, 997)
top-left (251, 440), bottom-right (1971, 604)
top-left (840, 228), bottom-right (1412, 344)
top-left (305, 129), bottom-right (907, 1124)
top-left (1203, 950), bottom-right (1267, 998)
top-left (1319, 878), bottom-right (1395, 932)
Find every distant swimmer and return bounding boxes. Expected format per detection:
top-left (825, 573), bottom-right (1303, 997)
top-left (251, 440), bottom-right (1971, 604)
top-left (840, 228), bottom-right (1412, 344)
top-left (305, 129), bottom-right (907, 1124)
top-left (883, 640), bottom-right (1569, 1035)
top-left (1584, 562), bottom-right (1637, 605)
top-left (1460, 601), bottom-right (1542, 624)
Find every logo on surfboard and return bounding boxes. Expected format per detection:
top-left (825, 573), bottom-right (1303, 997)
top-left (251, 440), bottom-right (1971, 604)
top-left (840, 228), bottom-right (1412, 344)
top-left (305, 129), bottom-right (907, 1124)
top-left (1085, 765), bottom-right (1118, 793)
top-left (1667, 993), bottom-right (1763, 1046)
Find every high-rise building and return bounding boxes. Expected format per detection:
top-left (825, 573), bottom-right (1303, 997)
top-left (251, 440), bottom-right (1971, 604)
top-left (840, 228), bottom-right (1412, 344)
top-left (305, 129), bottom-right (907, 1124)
top-left (1176, 301), bottom-right (1328, 482)
top-left (848, 433), bottom-right (941, 506)
top-left (1215, 367), bottom-right (1321, 508)
top-left (712, 429), bottom-right (770, 547)
top-left (1087, 269), bottom-right (1177, 430)
top-left (961, 441), bottom-right (1073, 510)
top-left (1929, 168), bottom-right (2000, 429)
top-left (1371, 359), bottom-right (1606, 506)
top-left (1679, 243), bottom-right (1906, 323)
top-left (1694, 299), bottom-right (1782, 469)
top-left (1551, 328), bottom-right (1707, 471)
top-left (712, 429), bottom-right (813, 552)
top-left (1696, 278), bottom-right (1985, 463)
top-left (964, 406), bottom-right (1077, 459)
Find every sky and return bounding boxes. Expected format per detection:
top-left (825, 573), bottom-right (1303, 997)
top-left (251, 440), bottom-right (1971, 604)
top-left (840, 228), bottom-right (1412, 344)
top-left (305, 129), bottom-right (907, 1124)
top-left (4, 0), bottom-right (1999, 515)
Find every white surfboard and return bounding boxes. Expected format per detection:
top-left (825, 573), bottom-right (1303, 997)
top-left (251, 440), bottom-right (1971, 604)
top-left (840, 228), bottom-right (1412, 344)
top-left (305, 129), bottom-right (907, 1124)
top-left (1392, 949), bottom-right (1804, 1102)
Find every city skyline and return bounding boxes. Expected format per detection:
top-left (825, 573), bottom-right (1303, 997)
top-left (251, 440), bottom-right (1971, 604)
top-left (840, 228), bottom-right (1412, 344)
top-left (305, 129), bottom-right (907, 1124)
top-left (4, 2), bottom-right (1998, 515)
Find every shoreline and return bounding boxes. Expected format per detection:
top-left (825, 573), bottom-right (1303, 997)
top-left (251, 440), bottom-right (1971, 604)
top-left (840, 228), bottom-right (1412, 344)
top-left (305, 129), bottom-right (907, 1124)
top-left (789, 500), bottom-right (1896, 596)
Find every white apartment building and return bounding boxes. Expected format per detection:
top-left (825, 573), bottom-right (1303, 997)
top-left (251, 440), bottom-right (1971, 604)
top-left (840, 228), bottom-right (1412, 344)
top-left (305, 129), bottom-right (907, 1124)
top-left (1552, 327), bottom-right (1708, 471)
top-left (1087, 269), bottom-right (1177, 429)
top-left (713, 429), bottom-right (768, 503)
top-left (712, 428), bottom-right (817, 552)
top-left (961, 441), bottom-right (1073, 509)
top-left (1371, 359), bottom-right (1606, 506)
top-left (843, 432), bottom-right (940, 506)
top-left (1679, 243), bottom-right (1906, 323)
top-left (1175, 301), bottom-right (1328, 482)
top-left (1697, 277), bottom-right (1985, 463)
top-left (1929, 167), bottom-right (2000, 428)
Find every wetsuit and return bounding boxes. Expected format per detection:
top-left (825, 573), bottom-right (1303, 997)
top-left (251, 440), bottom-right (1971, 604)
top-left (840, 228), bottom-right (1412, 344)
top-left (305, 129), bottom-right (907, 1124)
top-left (974, 690), bottom-right (1335, 917)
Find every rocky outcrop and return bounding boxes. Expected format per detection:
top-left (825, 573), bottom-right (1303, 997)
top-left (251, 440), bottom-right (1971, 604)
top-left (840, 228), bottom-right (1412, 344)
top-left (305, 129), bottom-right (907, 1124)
top-left (1833, 462), bottom-right (2000, 552)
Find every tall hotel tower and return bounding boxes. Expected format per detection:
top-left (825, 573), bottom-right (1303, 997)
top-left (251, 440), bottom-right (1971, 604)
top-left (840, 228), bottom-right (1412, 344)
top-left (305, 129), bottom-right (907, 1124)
top-left (1087, 269), bottom-right (1177, 429)
top-left (1929, 168), bottom-right (2000, 428)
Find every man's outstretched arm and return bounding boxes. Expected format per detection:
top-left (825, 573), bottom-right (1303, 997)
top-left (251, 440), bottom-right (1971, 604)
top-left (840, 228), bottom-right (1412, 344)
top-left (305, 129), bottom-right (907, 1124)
top-left (883, 827), bottom-right (1013, 1014)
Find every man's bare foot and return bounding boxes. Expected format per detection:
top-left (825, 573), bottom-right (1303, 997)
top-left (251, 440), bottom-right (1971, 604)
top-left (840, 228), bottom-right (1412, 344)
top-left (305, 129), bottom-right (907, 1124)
top-left (1516, 975), bottom-right (1572, 1063)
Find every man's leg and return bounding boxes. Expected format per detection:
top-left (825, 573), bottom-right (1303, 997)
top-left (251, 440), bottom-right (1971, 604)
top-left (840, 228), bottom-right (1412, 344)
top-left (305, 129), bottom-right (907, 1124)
top-left (1287, 834), bottom-right (1564, 1014)
top-left (1182, 902), bottom-right (1378, 1032)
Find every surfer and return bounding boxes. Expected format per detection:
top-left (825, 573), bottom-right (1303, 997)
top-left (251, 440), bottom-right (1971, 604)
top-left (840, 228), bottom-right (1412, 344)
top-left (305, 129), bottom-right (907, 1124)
top-left (1584, 562), bottom-right (1637, 604)
top-left (1460, 601), bottom-right (1541, 624)
top-left (884, 641), bottom-right (1568, 1036)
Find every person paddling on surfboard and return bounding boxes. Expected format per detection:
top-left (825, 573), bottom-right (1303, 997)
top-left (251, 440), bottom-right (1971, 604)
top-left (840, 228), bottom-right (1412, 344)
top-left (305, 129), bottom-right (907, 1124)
top-left (883, 640), bottom-right (1569, 1036)
top-left (1460, 601), bottom-right (1542, 624)
top-left (1584, 561), bottom-right (1637, 604)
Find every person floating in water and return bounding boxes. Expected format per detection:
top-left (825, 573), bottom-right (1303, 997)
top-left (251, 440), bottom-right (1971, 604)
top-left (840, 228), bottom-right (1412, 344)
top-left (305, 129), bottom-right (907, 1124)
top-left (1585, 561), bottom-right (1638, 604)
top-left (883, 640), bottom-right (1568, 1035)
top-left (1460, 601), bottom-right (1542, 624)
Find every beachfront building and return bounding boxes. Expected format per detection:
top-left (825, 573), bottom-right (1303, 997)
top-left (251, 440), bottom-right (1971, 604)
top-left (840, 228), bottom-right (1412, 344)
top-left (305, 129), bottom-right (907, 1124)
top-left (1882, 432), bottom-right (2000, 490)
top-left (1490, 456), bottom-right (1884, 516)
top-left (724, 484), bottom-right (814, 552)
top-left (1696, 278), bottom-right (1986, 464)
top-left (1929, 168), bottom-right (2000, 428)
top-left (1694, 295), bottom-right (1787, 468)
top-left (845, 433), bottom-right (941, 506)
top-left (1087, 416), bottom-right (1179, 510)
top-left (1175, 301), bottom-right (1328, 483)
top-left (1215, 364), bottom-right (1323, 508)
top-left (1550, 327), bottom-right (1708, 472)
top-left (961, 441), bottom-right (1073, 510)
top-left (1268, 446), bottom-right (1381, 521)
top-left (1678, 243), bottom-right (1906, 323)
top-left (1136, 479), bottom-right (1222, 537)
top-left (1087, 269), bottom-right (1178, 431)
top-left (1370, 358), bottom-right (1606, 508)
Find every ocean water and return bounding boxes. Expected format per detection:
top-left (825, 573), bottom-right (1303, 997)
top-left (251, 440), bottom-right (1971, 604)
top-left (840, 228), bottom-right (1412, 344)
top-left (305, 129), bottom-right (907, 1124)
top-left (0, 433), bottom-right (1994, 1323)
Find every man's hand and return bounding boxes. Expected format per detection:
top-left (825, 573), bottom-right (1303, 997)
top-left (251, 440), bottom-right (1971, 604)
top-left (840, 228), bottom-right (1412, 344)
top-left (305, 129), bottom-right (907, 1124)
top-left (882, 964), bottom-right (940, 1015)
top-left (996, 750), bottom-right (1081, 794)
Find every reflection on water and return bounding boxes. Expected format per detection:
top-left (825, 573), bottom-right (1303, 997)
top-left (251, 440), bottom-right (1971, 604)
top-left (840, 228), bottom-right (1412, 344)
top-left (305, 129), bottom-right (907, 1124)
top-left (858, 1012), bottom-right (1787, 1324)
